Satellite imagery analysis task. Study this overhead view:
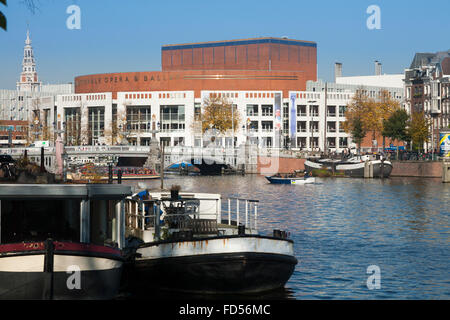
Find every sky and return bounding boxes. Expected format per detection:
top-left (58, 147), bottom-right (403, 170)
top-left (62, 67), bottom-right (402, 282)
top-left (0, 0), bottom-right (449, 89)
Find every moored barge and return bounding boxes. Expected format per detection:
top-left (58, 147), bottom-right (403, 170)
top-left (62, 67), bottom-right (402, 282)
top-left (124, 191), bottom-right (297, 294)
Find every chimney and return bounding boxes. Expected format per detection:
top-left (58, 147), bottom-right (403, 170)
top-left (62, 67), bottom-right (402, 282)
top-left (375, 60), bottom-right (382, 75)
top-left (334, 62), bottom-right (343, 82)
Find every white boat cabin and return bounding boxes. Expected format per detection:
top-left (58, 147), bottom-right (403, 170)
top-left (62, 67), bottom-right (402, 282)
top-left (0, 184), bottom-right (132, 249)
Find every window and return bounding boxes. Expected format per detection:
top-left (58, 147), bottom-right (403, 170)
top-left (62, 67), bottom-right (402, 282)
top-left (310, 121), bottom-right (319, 132)
top-left (174, 137), bottom-right (185, 146)
top-left (339, 106), bottom-right (347, 117)
top-left (297, 137), bottom-right (307, 149)
top-left (261, 121), bottom-right (273, 132)
top-left (247, 105), bottom-right (258, 116)
top-left (310, 105), bottom-right (319, 117)
top-left (297, 121), bottom-right (307, 133)
top-left (297, 105), bottom-right (307, 117)
top-left (327, 121), bottom-right (336, 132)
top-left (126, 106), bottom-right (152, 131)
top-left (194, 103), bottom-right (201, 121)
top-left (327, 106), bottom-right (336, 117)
top-left (88, 107), bottom-right (105, 145)
top-left (339, 137), bottom-right (348, 148)
top-left (327, 137), bottom-right (336, 148)
top-left (263, 137), bottom-right (273, 147)
top-left (261, 105), bottom-right (273, 117)
top-left (1, 200), bottom-right (80, 244)
top-left (160, 105), bottom-right (185, 132)
top-left (65, 108), bottom-right (81, 146)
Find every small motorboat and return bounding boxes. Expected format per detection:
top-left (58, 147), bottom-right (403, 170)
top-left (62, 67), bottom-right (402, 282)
top-left (123, 190), bottom-right (297, 294)
top-left (265, 175), bottom-right (315, 185)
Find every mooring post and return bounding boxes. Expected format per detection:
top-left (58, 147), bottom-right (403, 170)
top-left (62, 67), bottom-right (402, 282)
top-left (42, 239), bottom-right (54, 300)
top-left (443, 159), bottom-right (450, 183)
top-left (228, 198), bottom-right (231, 225)
top-left (154, 203), bottom-right (160, 241)
top-left (40, 147), bottom-right (45, 173)
top-left (108, 163), bottom-right (113, 184)
top-left (117, 169), bottom-right (122, 184)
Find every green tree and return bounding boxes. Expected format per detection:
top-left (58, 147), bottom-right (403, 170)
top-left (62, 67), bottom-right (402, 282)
top-left (382, 108), bottom-right (410, 158)
top-left (349, 117), bottom-right (366, 154)
top-left (407, 111), bottom-right (430, 152)
top-left (0, 0), bottom-right (6, 31)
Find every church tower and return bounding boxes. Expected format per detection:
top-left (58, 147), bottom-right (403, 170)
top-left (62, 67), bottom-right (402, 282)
top-left (16, 29), bottom-right (42, 92)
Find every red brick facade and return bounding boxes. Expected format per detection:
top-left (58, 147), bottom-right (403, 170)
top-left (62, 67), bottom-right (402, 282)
top-left (75, 38), bottom-right (317, 98)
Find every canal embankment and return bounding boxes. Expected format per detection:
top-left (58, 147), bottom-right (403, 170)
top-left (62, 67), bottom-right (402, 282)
top-left (390, 160), bottom-right (442, 178)
top-left (256, 156), bottom-right (448, 180)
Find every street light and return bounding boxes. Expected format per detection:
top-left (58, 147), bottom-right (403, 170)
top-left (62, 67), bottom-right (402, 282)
top-left (308, 100), bottom-right (317, 153)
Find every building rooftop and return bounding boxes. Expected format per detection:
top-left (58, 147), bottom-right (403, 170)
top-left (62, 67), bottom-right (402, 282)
top-left (162, 37), bottom-right (317, 50)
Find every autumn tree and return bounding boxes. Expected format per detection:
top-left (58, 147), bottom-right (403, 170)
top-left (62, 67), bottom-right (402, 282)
top-left (343, 89), bottom-right (371, 150)
top-left (377, 90), bottom-right (401, 148)
top-left (407, 111), bottom-right (430, 152)
top-left (344, 88), bottom-right (399, 151)
top-left (201, 95), bottom-right (240, 134)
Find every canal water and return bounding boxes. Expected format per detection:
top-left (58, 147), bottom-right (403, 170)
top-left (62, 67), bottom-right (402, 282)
top-left (124, 175), bottom-right (450, 300)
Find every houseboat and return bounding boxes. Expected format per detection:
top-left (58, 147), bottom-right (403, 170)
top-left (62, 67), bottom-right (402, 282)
top-left (123, 190), bottom-right (297, 294)
top-left (67, 165), bottom-right (159, 182)
top-left (0, 184), bottom-right (132, 300)
top-left (304, 154), bottom-right (393, 178)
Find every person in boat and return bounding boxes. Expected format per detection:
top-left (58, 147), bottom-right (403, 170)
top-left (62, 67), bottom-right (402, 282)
top-left (304, 171), bottom-right (311, 179)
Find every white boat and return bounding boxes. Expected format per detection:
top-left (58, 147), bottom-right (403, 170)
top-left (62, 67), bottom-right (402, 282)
top-left (0, 184), bottom-right (132, 300)
top-left (123, 190), bottom-right (297, 294)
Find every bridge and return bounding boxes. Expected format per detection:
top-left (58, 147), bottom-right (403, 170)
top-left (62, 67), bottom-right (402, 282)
top-left (1, 144), bottom-right (264, 173)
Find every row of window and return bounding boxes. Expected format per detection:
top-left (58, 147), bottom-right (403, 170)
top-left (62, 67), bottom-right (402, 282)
top-left (296, 121), bottom-right (346, 133)
top-left (295, 137), bottom-right (348, 149)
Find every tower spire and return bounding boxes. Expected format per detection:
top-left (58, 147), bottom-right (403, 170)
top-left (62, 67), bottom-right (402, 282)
top-left (17, 28), bottom-right (41, 92)
top-left (26, 28), bottom-right (31, 45)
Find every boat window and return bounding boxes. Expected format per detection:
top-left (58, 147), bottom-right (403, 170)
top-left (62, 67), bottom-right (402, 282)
top-left (89, 200), bottom-right (118, 248)
top-left (1, 199), bottom-right (80, 244)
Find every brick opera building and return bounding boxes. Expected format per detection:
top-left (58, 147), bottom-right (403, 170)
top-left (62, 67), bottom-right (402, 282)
top-left (75, 37), bottom-right (317, 98)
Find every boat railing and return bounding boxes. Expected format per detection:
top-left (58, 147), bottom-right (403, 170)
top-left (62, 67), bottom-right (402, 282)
top-left (225, 197), bottom-right (259, 231)
top-left (124, 196), bottom-right (260, 234)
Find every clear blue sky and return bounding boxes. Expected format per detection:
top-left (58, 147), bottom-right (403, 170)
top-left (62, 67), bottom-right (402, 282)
top-left (0, 0), bottom-right (449, 89)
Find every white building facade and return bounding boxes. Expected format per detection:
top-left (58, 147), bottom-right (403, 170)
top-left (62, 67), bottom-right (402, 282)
top-left (31, 89), bottom-right (370, 153)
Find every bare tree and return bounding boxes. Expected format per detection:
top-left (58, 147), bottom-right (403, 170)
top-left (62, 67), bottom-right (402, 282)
top-left (21, 0), bottom-right (40, 14)
top-left (0, 0), bottom-right (6, 31)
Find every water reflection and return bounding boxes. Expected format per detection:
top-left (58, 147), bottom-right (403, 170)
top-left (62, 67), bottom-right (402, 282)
top-left (124, 175), bottom-right (450, 299)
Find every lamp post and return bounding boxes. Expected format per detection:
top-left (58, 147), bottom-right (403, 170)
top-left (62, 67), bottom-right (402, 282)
top-left (308, 100), bottom-right (317, 153)
top-left (324, 82), bottom-right (328, 155)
